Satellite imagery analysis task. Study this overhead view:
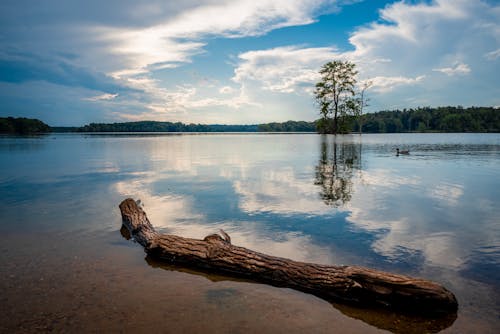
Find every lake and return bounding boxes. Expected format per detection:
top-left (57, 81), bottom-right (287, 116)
top-left (0, 133), bottom-right (499, 333)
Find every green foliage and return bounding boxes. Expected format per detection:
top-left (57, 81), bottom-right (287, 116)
top-left (76, 120), bottom-right (316, 133)
top-left (50, 126), bottom-right (79, 132)
top-left (314, 60), bottom-right (359, 134)
top-left (353, 106), bottom-right (499, 133)
top-left (315, 118), bottom-right (335, 134)
top-left (8, 105), bottom-right (495, 135)
top-left (257, 121), bottom-right (316, 132)
top-left (0, 117), bottom-right (51, 134)
top-left (76, 121), bottom-right (258, 132)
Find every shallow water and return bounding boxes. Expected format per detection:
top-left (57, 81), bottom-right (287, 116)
top-left (0, 133), bottom-right (499, 333)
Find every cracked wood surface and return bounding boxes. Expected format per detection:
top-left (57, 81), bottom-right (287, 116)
top-left (119, 198), bottom-right (458, 316)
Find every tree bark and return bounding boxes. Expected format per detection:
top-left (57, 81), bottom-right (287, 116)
top-left (119, 198), bottom-right (457, 316)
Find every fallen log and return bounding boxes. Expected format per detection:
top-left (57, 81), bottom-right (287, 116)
top-left (119, 198), bottom-right (458, 316)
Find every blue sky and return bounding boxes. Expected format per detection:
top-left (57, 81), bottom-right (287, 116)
top-left (0, 0), bottom-right (499, 126)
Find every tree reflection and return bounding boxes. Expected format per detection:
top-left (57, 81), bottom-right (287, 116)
top-left (315, 135), bottom-right (361, 207)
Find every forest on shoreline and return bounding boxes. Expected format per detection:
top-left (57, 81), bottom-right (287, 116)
top-left (352, 106), bottom-right (499, 133)
top-left (2, 106), bottom-right (499, 134)
top-left (0, 117), bottom-right (51, 134)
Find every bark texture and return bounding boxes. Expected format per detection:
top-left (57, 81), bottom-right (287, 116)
top-left (119, 198), bottom-right (457, 316)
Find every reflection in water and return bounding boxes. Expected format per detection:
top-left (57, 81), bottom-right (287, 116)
top-left (145, 255), bottom-right (253, 284)
top-left (0, 135), bottom-right (49, 154)
top-left (314, 135), bottom-right (361, 207)
top-left (1, 133), bottom-right (499, 333)
top-left (144, 254), bottom-right (456, 333)
top-left (334, 303), bottom-right (456, 334)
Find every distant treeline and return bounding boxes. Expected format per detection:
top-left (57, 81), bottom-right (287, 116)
top-left (3, 106), bottom-right (498, 134)
top-left (67, 120), bottom-right (316, 133)
top-left (75, 121), bottom-right (258, 132)
top-left (257, 121), bottom-right (316, 132)
top-left (258, 106), bottom-right (499, 133)
top-left (353, 106), bottom-right (499, 133)
top-left (0, 117), bottom-right (51, 134)
top-left (56, 105), bottom-right (500, 133)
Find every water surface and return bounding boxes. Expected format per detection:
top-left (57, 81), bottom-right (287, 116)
top-left (1, 133), bottom-right (499, 333)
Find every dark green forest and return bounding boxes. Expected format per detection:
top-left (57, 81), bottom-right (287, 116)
top-left (258, 106), bottom-right (500, 133)
top-left (352, 106), bottom-right (499, 133)
top-left (261, 106), bottom-right (499, 133)
top-left (73, 120), bottom-right (315, 133)
top-left (3, 106), bottom-right (498, 134)
top-left (75, 121), bottom-right (258, 132)
top-left (0, 117), bottom-right (51, 134)
top-left (257, 121), bottom-right (316, 132)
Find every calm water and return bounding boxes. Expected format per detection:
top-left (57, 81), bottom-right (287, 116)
top-left (0, 133), bottom-right (499, 333)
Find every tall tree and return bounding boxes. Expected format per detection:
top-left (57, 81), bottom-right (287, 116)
top-left (314, 60), bottom-right (358, 134)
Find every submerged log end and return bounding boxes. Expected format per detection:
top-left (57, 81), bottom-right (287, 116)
top-left (344, 266), bottom-right (458, 314)
top-left (119, 198), bottom-right (159, 249)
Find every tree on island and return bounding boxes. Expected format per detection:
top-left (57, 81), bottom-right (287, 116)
top-left (314, 60), bottom-right (359, 134)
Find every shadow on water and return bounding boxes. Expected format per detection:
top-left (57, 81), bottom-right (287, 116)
top-left (141, 248), bottom-right (456, 334)
top-left (314, 135), bottom-right (361, 207)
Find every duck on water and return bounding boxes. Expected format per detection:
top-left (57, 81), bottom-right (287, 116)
top-left (396, 148), bottom-right (410, 155)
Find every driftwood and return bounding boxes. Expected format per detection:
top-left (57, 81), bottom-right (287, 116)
top-left (119, 198), bottom-right (458, 316)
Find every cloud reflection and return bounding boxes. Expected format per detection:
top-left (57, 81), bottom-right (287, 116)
top-left (234, 167), bottom-right (329, 215)
top-left (347, 170), bottom-right (466, 269)
top-left (114, 170), bottom-right (335, 264)
top-left (359, 169), bottom-right (421, 189)
top-left (428, 182), bottom-right (464, 206)
top-left (111, 134), bottom-right (496, 279)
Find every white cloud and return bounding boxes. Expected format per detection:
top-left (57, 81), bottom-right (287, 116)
top-left (83, 93), bottom-right (119, 101)
top-left (233, 46), bottom-right (338, 93)
top-left (368, 75), bottom-right (426, 93)
top-left (219, 86), bottom-right (235, 94)
top-left (484, 48), bottom-right (500, 60)
top-left (94, 1), bottom-right (341, 78)
top-left (345, 0), bottom-right (499, 108)
top-left (1, 0), bottom-right (352, 124)
top-left (230, 0), bottom-right (499, 115)
top-left (349, 0), bottom-right (470, 54)
top-left (112, 77), bottom-right (258, 122)
top-left (85, 0), bottom-right (344, 122)
top-left (2, 0), bottom-right (499, 124)
top-left (432, 62), bottom-right (471, 76)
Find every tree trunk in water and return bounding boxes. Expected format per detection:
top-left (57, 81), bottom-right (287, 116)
top-left (119, 198), bottom-right (457, 316)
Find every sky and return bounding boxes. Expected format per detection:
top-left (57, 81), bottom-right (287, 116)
top-left (0, 0), bottom-right (499, 126)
